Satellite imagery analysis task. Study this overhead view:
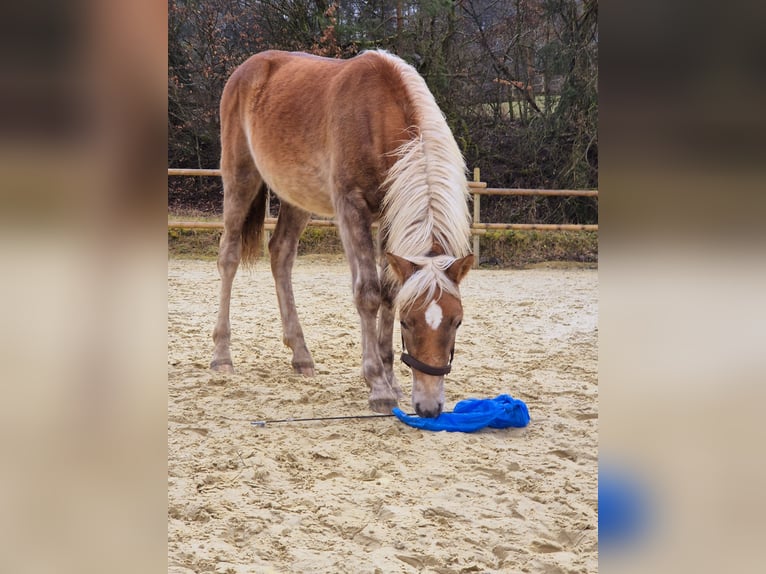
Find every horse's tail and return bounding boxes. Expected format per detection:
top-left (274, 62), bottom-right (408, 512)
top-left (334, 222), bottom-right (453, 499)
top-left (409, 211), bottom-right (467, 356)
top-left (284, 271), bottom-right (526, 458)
top-left (240, 182), bottom-right (268, 267)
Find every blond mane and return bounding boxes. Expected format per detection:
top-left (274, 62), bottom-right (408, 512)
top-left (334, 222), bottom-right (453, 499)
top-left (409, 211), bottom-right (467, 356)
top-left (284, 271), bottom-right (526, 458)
top-left (375, 51), bottom-right (471, 309)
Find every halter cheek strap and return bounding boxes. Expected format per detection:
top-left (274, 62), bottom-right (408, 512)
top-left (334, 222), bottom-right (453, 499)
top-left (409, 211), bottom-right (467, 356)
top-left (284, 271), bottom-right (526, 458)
top-left (400, 333), bottom-right (454, 376)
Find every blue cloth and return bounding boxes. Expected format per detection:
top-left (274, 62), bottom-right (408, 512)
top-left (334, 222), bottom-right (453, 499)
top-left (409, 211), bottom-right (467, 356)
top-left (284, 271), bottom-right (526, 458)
top-left (599, 465), bottom-right (650, 550)
top-left (392, 394), bottom-right (530, 432)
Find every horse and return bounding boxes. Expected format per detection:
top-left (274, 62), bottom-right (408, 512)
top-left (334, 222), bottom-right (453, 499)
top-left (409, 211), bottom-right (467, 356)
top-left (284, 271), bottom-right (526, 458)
top-left (210, 50), bottom-right (474, 418)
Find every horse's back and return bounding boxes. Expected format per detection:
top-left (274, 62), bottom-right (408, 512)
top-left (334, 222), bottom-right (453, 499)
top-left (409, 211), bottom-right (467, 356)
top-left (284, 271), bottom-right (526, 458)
top-left (221, 51), bottom-right (413, 217)
top-left (225, 50), bottom-right (411, 146)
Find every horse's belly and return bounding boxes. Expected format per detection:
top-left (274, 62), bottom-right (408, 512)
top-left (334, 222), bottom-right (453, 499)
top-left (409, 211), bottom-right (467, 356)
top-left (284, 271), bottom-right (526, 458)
top-left (256, 154), bottom-right (335, 217)
top-left (273, 181), bottom-right (335, 216)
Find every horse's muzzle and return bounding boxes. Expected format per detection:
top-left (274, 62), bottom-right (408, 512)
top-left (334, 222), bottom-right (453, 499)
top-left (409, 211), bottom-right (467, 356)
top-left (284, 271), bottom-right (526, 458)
top-left (414, 400), bottom-right (444, 418)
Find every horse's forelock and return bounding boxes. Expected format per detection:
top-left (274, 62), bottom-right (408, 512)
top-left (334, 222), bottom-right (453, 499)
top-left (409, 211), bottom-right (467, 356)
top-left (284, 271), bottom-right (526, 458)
top-left (393, 255), bottom-right (461, 313)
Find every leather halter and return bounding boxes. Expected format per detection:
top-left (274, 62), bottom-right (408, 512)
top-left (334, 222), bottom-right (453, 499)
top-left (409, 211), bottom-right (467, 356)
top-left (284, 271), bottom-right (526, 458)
top-left (400, 332), bottom-right (454, 376)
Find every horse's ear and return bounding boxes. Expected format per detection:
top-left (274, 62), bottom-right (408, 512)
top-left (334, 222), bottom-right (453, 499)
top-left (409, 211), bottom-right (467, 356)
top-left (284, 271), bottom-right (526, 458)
top-left (386, 252), bottom-right (419, 283)
top-left (446, 254), bottom-right (474, 285)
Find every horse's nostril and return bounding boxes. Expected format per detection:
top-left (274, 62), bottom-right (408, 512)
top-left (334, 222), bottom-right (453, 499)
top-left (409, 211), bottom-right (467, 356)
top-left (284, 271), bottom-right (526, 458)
top-left (415, 402), bottom-right (442, 418)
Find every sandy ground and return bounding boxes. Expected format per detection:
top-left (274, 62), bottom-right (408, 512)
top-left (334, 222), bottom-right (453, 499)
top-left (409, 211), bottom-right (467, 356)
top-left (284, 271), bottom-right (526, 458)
top-left (168, 255), bottom-right (598, 573)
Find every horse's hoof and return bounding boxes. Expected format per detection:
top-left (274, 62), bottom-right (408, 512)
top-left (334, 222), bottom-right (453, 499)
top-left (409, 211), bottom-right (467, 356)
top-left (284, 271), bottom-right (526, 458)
top-left (293, 363), bottom-right (315, 377)
top-left (210, 358), bottom-right (234, 373)
top-left (369, 396), bottom-right (399, 414)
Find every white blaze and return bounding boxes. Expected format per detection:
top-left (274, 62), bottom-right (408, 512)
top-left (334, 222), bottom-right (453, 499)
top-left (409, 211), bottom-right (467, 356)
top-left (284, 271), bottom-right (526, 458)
top-left (424, 300), bottom-right (443, 330)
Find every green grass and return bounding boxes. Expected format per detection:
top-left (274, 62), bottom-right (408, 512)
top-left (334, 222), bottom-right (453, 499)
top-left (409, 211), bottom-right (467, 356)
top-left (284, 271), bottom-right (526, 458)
top-left (168, 226), bottom-right (597, 268)
top-left (477, 229), bottom-right (597, 268)
top-left (168, 228), bottom-right (222, 260)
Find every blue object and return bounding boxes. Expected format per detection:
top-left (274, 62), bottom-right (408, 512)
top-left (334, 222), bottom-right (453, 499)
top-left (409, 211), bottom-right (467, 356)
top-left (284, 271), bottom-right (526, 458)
top-left (599, 466), bottom-right (650, 550)
top-left (392, 394), bottom-right (530, 432)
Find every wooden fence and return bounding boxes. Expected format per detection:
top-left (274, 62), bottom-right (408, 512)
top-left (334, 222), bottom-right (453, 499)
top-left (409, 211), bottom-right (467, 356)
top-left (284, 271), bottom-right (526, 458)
top-left (168, 168), bottom-right (597, 266)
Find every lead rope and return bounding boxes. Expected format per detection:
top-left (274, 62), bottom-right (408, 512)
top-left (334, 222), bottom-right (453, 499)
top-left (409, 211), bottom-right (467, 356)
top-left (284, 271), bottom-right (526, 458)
top-left (249, 413), bottom-right (406, 427)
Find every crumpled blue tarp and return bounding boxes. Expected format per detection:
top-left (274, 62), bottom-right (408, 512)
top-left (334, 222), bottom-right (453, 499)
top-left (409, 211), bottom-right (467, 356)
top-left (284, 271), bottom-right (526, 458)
top-left (392, 393), bottom-right (530, 432)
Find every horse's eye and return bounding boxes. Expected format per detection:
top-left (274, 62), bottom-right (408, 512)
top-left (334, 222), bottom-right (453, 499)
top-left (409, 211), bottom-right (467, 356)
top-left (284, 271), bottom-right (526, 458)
top-left (400, 321), bottom-right (408, 330)
top-left (456, 320), bottom-right (462, 328)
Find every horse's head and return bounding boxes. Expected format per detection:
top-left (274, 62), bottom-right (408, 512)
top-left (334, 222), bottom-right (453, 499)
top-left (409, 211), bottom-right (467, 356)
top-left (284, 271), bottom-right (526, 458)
top-left (386, 252), bottom-right (474, 418)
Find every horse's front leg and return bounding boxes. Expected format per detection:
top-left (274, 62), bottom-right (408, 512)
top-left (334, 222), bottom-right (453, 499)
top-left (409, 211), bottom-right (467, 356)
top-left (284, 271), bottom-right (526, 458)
top-left (269, 203), bottom-right (315, 375)
top-left (378, 270), bottom-right (403, 400)
top-left (355, 265), bottom-right (400, 413)
top-left (335, 197), bottom-right (400, 413)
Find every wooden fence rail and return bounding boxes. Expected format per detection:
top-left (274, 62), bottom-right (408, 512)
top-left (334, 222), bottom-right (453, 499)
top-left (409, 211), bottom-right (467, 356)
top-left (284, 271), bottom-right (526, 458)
top-left (168, 168), bottom-right (223, 177)
top-left (473, 188), bottom-right (598, 197)
top-left (168, 168), bottom-right (597, 266)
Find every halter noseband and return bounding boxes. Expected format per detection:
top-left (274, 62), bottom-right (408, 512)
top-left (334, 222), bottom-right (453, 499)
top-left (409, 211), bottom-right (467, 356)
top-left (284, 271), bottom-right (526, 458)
top-left (400, 332), bottom-right (454, 377)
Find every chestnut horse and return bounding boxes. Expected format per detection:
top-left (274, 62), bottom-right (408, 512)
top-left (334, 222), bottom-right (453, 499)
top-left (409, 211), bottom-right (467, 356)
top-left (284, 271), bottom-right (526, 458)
top-left (211, 50), bottom-right (474, 417)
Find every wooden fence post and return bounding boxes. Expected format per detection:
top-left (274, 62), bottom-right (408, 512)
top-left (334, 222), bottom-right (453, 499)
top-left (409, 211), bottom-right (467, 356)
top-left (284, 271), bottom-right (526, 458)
top-left (472, 167), bottom-right (481, 268)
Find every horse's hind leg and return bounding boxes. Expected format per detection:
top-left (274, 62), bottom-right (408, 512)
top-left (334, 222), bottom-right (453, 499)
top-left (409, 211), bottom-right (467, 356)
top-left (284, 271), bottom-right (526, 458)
top-left (211, 158), bottom-right (262, 373)
top-left (269, 203), bottom-right (315, 375)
